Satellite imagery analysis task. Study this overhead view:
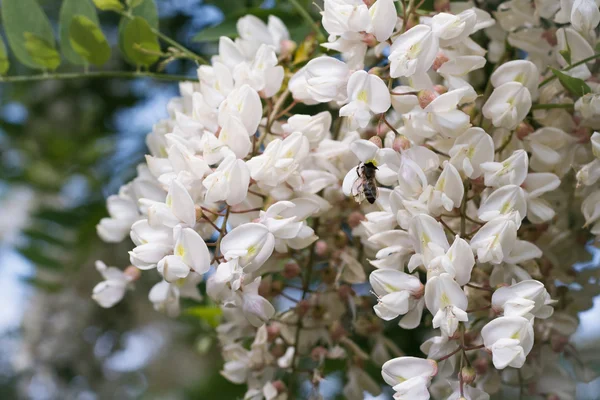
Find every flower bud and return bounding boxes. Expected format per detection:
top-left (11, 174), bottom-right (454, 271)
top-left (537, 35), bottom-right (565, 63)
top-left (473, 357), bottom-right (489, 374)
top-left (432, 52), bottom-right (449, 71)
top-left (362, 32), bottom-right (378, 47)
top-left (348, 211), bottom-right (366, 228)
top-left (267, 324), bottom-right (280, 341)
top-left (418, 90), bottom-right (437, 109)
top-left (283, 261), bottom-right (301, 279)
top-left (311, 346), bottom-right (328, 361)
top-left (279, 40), bottom-right (297, 59)
top-left (271, 343), bottom-right (286, 358)
top-left (460, 366), bottom-right (476, 385)
top-left (368, 135), bottom-right (383, 148)
top-left (124, 265), bottom-right (141, 282)
top-left (433, 84), bottom-right (448, 95)
top-left (315, 240), bottom-right (328, 257)
top-left (272, 380), bottom-right (287, 393)
top-left (393, 135), bottom-right (411, 152)
top-left (542, 29), bottom-right (557, 46)
top-left (434, 0), bottom-right (450, 12)
top-left (363, 0), bottom-right (376, 6)
top-left (515, 122), bottom-right (534, 140)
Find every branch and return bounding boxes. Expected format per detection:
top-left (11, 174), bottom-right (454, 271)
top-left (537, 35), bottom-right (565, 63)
top-left (531, 103), bottom-right (574, 111)
top-left (0, 71), bottom-right (198, 84)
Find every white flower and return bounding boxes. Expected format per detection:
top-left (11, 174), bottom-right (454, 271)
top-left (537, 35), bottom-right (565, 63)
top-left (282, 111), bottom-right (332, 148)
top-left (321, 0), bottom-right (371, 39)
top-left (470, 214), bottom-right (519, 264)
top-left (235, 15), bottom-right (290, 55)
top-left (478, 185), bottom-right (527, 224)
top-left (570, 0), bottom-right (600, 34)
top-left (481, 316), bottom-right (534, 369)
top-left (203, 155), bottom-right (250, 206)
top-left (492, 280), bottom-right (554, 319)
top-left (431, 10), bottom-right (477, 47)
top-left (483, 82), bottom-right (531, 130)
top-left (92, 261), bottom-right (130, 308)
top-left (247, 131), bottom-right (309, 188)
top-left (575, 93), bottom-right (600, 120)
top-left (428, 235), bottom-right (475, 286)
top-left (97, 192), bottom-right (139, 243)
top-left (218, 84), bottom-right (262, 136)
top-left (490, 60), bottom-right (540, 99)
top-left (381, 356), bottom-right (437, 400)
top-left (233, 44), bottom-right (284, 97)
top-left (389, 25), bottom-right (439, 78)
top-left (157, 226), bottom-right (211, 282)
top-left (368, 0), bottom-right (398, 42)
top-left (370, 269), bottom-right (424, 322)
top-left (291, 56), bottom-right (350, 103)
top-left (220, 223), bottom-right (275, 273)
top-left (481, 149), bottom-right (529, 188)
top-left (449, 127), bottom-right (495, 178)
top-left (238, 277), bottom-right (276, 327)
top-left (556, 28), bottom-right (594, 79)
top-left (408, 214), bottom-right (449, 271)
top-left (521, 172), bottom-right (561, 223)
top-left (339, 70), bottom-right (391, 129)
top-left (425, 273), bottom-right (468, 337)
top-left (426, 161), bottom-right (464, 216)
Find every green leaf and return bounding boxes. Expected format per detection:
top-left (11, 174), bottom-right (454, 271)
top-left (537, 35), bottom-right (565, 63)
top-left (1, 0), bottom-right (57, 69)
top-left (23, 32), bottom-right (61, 70)
top-left (559, 49), bottom-right (572, 65)
top-left (183, 306), bottom-right (222, 328)
top-left (92, 0), bottom-right (125, 12)
top-left (122, 16), bottom-right (160, 67)
top-left (59, 0), bottom-right (101, 65)
top-left (16, 245), bottom-right (64, 270)
top-left (69, 15), bottom-right (111, 66)
top-left (127, 0), bottom-right (144, 8)
top-left (0, 37), bottom-right (9, 75)
top-left (550, 67), bottom-right (592, 97)
top-left (118, 0), bottom-right (158, 64)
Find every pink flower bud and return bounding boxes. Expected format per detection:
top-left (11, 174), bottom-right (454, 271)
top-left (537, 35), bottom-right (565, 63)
top-left (368, 135), bottom-right (383, 148)
top-left (348, 211), bottom-right (366, 228)
top-left (393, 135), bottom-right (411, 152)
top-left (432, 52), bottom-right (449, 71)
top-left (433, 85), bottom-right (448, 95)
top-left (362, 33), bottom-right (378, 47)
top-left (418, 90), bottom-right (437, 109)
top-left (460, 366), bottom-right (476, 385)
top-left (515, 122), bottom-right (534, 140)
top-left (272, 380), bottom-right (287, 393)
top-left (279, 40), bottom-right (297, 59)
top-left (434, 0), bottom-right (450, 12)
top-left (124, 265), bottom-right (141, 282)
top-left (315, 240), bottom-right (328, 257)
top-left (267, 324), bottom-right (280, 341)
top-left (311, 346), bottom-right (328, 361)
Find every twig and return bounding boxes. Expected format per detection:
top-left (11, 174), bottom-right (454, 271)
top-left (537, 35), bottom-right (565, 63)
top-left (0, 70), bottom-right (197, 84)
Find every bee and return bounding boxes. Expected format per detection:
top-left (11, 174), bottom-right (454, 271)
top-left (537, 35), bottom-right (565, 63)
top-left (351, 162), bottom-right (379, 204)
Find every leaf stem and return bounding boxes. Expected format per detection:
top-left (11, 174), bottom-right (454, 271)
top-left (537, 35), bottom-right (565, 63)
top-left (539, 53), bottom-right (600, 88)
top-left (0, 70), bottom-right (197, 83)
top-left (118, 10), bottom-right (207, 64)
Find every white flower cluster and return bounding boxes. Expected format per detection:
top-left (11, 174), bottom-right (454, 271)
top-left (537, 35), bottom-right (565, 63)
top-left (93, 1), bottom-right (600, 399)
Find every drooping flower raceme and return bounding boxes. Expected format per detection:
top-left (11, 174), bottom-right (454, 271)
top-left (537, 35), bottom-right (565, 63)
top-left (92, 1), bottom-right (600, 399)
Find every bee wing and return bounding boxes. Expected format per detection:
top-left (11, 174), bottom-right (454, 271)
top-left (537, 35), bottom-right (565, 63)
top-left (352, 178), bottom-right (366, 203)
